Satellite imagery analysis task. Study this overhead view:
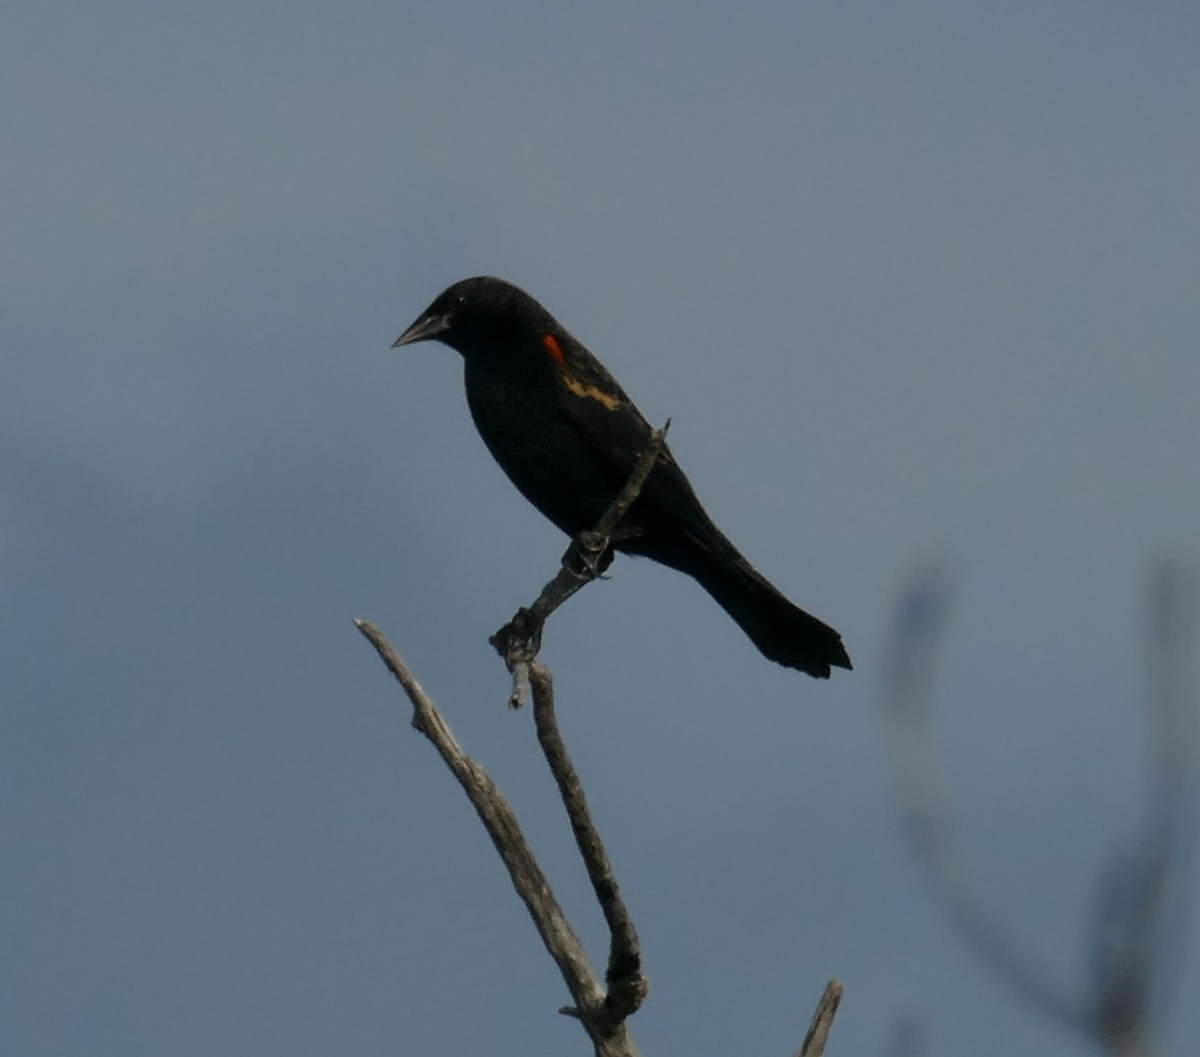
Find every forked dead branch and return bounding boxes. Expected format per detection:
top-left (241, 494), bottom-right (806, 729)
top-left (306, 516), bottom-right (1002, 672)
top-left (356, 425), bottom-right (843, 1057)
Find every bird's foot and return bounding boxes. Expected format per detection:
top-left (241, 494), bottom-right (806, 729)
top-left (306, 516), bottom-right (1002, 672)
top-left (564, 531), bottom-right (614, 581)
top-left (489, 607), bottom-right (544, 708)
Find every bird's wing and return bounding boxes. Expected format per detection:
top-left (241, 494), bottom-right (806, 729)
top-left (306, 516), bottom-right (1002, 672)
top-left (553, 337), bottom-right (725, 554)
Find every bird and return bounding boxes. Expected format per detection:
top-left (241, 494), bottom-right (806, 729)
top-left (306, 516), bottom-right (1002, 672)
top-left (392, 276), bottom-right (851, 678)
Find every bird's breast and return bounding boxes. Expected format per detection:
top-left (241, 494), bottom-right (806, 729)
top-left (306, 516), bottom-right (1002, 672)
top-left (462, 360), bottom-right (624, 535)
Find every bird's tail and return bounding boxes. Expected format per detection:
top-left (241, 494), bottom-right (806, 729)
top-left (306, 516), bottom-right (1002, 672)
top-left (664, 540), bottom-right (852, 678)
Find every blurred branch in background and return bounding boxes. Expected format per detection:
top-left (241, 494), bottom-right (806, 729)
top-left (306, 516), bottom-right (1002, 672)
top-left (882, 562), bottom-right (1197, 1056)
top-left (885, 1015), bottom-right (930, 1057)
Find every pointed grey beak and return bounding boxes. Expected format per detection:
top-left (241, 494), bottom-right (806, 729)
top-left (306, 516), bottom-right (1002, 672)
top-left (392, 312), bottom-right (451, 348)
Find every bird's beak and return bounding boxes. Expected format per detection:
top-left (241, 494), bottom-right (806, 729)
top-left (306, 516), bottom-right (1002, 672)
top-left (392, 312), bottom-right (451, 348)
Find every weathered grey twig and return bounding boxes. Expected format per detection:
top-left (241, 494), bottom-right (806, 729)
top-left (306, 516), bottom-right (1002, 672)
top-left (529, 662), bottom-right (648, 1023)
top-left (491, 422), bottom-right (670, 708)
top-left (882, 562), bottom-right (1198, 1056)
top-left (354, 620), bottom-right (641, 1057)
top-left (795, 978), bottom-right (844, 1057)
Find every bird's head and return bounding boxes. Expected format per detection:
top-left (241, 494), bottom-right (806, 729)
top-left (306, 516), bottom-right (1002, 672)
top-left (392, 276), bottom-right (550, 358)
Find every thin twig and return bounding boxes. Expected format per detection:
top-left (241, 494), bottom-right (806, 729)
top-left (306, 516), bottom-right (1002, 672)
top-left (491, 422), bottom-right (670, 707)
top-left (529, 662), bottom-right (648, 1024)
top-left (795, 978), bottom-right (844, 1057)
top-left (588, 417), bottom-right (671, 540)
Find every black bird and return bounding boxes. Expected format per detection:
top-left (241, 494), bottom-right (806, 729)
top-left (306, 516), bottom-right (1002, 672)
top-left (393, 276), bottom-right (851, 678)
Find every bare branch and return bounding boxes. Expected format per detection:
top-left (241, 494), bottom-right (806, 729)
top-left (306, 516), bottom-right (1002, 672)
top-left (353, 625), bottom-right (603, 1003)
top-left (529, 662), bottom-right (648, 1024)
top-left (357, 416), bottom-right (854, 1056)
top-left (354, 623), bottom-right (644, 1057)
top-left (491, 422), bottom-right (670, 707)
top-left (794, 978), bottom-right (843, 1057)
top-left (353, 430), bottom-right (672, 1055)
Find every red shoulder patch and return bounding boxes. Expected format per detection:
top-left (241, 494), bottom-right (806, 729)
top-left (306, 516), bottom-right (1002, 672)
top-left (541, 331), bottom-right (621, 410)
top-left (541, 332), bottom-right (566, 367)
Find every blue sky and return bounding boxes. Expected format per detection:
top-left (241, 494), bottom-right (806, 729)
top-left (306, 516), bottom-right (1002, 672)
top-left (4, 2), bottom-right (1199, 1054)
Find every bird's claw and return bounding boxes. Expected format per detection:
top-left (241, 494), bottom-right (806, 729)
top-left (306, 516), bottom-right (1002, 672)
top-left (490, 607), bottom-right (544, 667)
top-left (564, 531), bottom-right (614, 581)
top-left (489, 608), bottom-right (546, 709)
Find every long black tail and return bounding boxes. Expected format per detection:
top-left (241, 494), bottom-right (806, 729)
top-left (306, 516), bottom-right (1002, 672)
top-left (648, 539), bottom-right (851, 678)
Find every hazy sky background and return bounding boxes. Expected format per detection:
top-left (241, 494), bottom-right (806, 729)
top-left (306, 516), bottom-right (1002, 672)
top-left (4, 2), bottom-right (1199, 1054)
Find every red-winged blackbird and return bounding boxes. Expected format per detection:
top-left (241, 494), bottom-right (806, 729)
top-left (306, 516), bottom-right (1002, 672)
top-left (393, 276), bottom-right (851, 678)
